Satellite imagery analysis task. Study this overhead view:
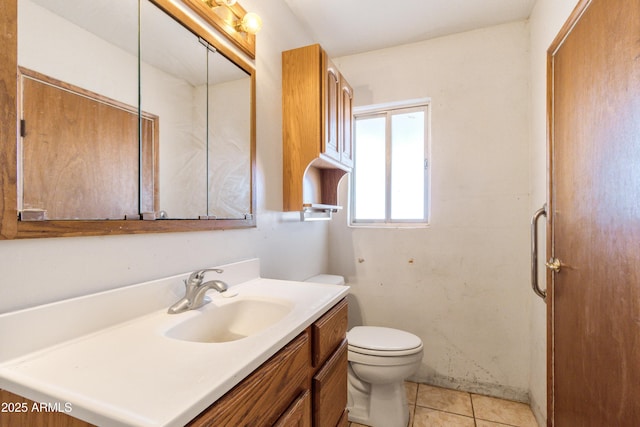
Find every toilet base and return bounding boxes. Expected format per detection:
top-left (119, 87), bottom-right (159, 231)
top-left (347, 367), bottom-right (410, 427)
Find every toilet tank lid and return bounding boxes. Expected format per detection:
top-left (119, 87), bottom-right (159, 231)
top-left (305, 274), bottom-right (345, 286)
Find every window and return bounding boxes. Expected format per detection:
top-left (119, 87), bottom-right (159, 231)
top-left (350, 100), bottom-right (430, 226)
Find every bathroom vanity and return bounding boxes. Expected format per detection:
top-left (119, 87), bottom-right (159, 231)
top-left (188, 298), bottom-right (348, 426)
top-left (0, 259), bottom-right (349, 426)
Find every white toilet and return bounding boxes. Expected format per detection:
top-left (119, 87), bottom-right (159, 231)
top-left (306, 275), bottom-right (424, 427)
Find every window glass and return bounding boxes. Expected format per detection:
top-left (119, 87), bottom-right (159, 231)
top-left (391, 111), bottom-right (425, 220)
top-left (354, 116), bottom-right (386, 220)
top-left (351, 101), bottom-right (429, 226)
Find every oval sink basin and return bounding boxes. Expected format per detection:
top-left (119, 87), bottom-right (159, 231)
top-left (164, 297), bottom-right (293, 343)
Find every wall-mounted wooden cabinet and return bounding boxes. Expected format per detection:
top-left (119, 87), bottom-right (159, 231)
top-left (282, 44), bottom-right (354, 212)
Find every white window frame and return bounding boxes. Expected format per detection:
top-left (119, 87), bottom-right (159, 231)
top-left (349, 98), bottom-right (431, 228)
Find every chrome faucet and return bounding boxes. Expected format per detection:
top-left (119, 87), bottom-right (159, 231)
top-left (167, 268), bottom-right (229, 314)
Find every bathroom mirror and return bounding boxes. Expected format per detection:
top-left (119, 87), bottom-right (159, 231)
top-left (140, 0), bottom-right (252, 219)
top-left (18, 0), bottom-right (141, 221)
top-left (0, 0), bottom-right (256, 238)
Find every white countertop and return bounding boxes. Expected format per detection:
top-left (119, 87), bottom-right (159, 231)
top-left (0, 259), bottom-right (349, 426)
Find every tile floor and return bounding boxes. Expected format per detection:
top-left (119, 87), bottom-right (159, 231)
top-left (349, 382), bottom-right (539, 427)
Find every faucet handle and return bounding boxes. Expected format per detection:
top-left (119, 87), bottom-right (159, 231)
top-left (169, 269), bottom-right (226, 314)
top-left (187, 268), bottom-right (224, 286)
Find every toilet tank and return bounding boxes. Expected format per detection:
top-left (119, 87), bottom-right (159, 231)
top-left (305, 274), bottom-right (345, 286)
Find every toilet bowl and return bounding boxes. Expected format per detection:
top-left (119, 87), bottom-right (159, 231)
top-left (305, 275), bottom-right (424, 427)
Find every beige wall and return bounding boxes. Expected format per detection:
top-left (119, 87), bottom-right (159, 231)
top-left (330, 21), bottom-right (532, 402)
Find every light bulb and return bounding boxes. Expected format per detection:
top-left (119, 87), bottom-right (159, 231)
top-left (239, 12), bottom-right (262, 35)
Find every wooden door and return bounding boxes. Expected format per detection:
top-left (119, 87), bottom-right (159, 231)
top-left (547, 0), bottom-right (640, 425)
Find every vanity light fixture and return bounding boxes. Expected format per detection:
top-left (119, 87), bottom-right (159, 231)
top-left (187, 0), bottom-right (259, 58)
top-left (205, 0), bottom-right (262, 35)
top-left (238, 12), bottom-right (262, 35)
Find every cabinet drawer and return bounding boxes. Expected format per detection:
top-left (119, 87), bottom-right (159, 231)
top-left (188, 331), bottom-right (310, 426)
top-left (312, 340), bottom-right (348, 427)
top-left (274, 390), bottom-right (311, 427)
top-left (312, 298), bottom-right (347, 367)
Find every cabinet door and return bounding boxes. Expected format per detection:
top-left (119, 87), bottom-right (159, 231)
top-left (312, 340), bottom-right (348, 427)
top-left (339, 76), bottom-right (353, 168)
top-left (188, 332), bottom-right (310, 426)
top-left (274, 391), bottom-right (312, 427)
top-left (323, 55), bottom-right (341, 162)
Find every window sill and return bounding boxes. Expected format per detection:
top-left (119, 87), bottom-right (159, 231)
top-left (347, 222), bottom-right (430, 229)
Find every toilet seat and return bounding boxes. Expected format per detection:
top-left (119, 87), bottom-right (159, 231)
top-left (347, 326), bottom-right (423, 357)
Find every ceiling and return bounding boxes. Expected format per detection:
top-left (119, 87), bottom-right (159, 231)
top-left (283, 0), bottom-right (537, 57)
top-left (29, 0), bottom-right (247, 85)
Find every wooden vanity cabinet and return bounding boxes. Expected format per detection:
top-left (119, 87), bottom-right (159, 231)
top-left (196, 298), bottom-right (348, 427)
top-left (189, 298), bottom-right (347, 427)
top-left (282, 44), bottom-right (354, 211)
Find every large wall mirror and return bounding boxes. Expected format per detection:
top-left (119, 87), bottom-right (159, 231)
top-left (0, 0), bottom-right (256, 238)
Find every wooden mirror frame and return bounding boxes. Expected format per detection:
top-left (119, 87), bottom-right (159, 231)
top-left (0, 0), bottom-right (256, 239)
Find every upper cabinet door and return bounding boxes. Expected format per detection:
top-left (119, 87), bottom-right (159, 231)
top-left (323, 55), bottom-right (341, 162)
top-left (339, 76), bottom-right (353, 168)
